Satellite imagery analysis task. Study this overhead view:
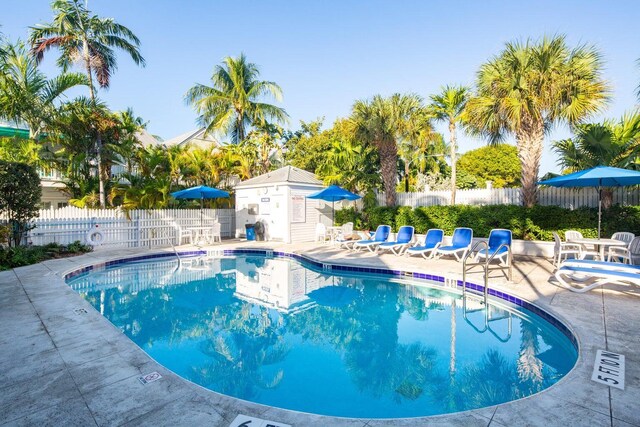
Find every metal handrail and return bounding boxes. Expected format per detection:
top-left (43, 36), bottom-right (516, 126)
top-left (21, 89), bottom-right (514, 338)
top-left (462, 240), bottom-right (513, 305)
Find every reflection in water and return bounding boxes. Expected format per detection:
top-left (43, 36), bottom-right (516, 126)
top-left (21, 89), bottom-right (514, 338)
top-left (67, 255), bottom-right (577, 418)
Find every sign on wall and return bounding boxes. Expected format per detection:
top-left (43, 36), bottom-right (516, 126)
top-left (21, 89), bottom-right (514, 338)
top-left (291, 194), bottom-right (306, 223)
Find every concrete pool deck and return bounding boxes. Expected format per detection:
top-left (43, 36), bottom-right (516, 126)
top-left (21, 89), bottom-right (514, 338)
top-left (0, 240), bottom-right (638, 427)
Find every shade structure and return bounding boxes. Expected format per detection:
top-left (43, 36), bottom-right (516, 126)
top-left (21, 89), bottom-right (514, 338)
top-left (171, 185), bottom-right (230, 226)
top-left (307, 185), bottom-right (361, 225)
top-left (539, 166), bottom-right (640, 238)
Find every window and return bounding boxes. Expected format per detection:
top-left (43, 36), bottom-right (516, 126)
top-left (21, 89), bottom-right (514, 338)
top-left (248, 204), bottom-right (259, 215)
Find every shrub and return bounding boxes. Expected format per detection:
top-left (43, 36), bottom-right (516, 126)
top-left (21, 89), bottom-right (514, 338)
top-left (335, 204), bottom-right (640, 241)
top-left (0, 241), bottom-right (92, 271)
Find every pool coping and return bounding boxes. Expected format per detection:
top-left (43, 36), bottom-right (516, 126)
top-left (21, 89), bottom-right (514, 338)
top-left (2, 243), bottom-right (637, 426)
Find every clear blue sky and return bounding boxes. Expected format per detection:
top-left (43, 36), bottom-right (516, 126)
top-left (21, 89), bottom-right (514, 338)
top-left (3, 1), bottom-right (639, 174)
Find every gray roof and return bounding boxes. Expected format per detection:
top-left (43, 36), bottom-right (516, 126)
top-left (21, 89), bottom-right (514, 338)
top-left (163, 128), bottom-right (220, 148)
top-left (235, 166), bottom-right (322, 188)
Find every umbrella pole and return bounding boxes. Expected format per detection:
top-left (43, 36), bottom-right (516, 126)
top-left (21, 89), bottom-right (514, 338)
top-left (332, 200), bottom-right (335, 226)
top-left (597, 185), bottom-right (602, 239)
top-left (200, 197), bottom-right (203, 227)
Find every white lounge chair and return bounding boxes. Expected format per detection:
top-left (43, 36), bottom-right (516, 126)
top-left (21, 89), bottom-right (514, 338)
top-left (406, 229), bottom-right (444, 259)
top-left (435, 227), bottom-right (473, 261)
top-left (377, 226), bottom-right (414, 255)
top-left (559, 259), bottom-right (640, 273)
top-left (554, 265), bottom-right (640, 293)
top-left (353, 225), bottom-right (391, 252)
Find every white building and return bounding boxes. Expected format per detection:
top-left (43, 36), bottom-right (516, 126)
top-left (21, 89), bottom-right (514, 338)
top-left (234, 166), bottom-right (331, 243)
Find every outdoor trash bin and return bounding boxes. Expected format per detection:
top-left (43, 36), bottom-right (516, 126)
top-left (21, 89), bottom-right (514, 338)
top-left (245, 224), bottom-right (256, 241)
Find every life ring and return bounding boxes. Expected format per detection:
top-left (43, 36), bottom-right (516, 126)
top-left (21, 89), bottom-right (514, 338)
top-left (86, 229), bottom-right (105, 246)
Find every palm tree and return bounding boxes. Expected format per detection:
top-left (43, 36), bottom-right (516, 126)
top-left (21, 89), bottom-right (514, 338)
top-left (0, 41), bottom-right (87, 138)
top-left (351, 94), bottom-right (425, 206)
top-left (30, 0), bottom-right (145, 207)
top-left (552, 112), bottom-right (640, 207)
top-left (465, 35), bottom-right (609, 207)
top-left (185, 53), bottom-right (287, 144)
top-left (429, 85), bottom-right (469, 204)
top-left (399, 109), bottom-right (446, 192)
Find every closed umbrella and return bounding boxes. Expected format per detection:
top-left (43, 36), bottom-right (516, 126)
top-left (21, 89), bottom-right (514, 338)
top-left (307, 185), bottom-right (361, 225)
top-left (171, 185), bottom-right (230, 226)
top-left (538, 166), bottom-right (640, 238)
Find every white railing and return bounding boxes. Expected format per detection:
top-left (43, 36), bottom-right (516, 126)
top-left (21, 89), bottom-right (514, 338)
top-left (377, 187), bottom-right (640, 208)
top-left (26, 207), bottom-right (236, 247)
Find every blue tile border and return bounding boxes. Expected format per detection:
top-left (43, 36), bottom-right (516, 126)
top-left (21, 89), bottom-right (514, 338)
top-left (63, 248), bottom-right (578, 349)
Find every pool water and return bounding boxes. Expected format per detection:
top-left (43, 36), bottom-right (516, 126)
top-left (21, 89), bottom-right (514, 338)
top-left (67, 254), bottom-right (577, 418)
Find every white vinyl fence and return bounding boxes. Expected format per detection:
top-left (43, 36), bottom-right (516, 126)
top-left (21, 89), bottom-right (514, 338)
top-left (377, 187), bottom-right (640, 208)
top-left (27, 207), bottom-right (235, 247)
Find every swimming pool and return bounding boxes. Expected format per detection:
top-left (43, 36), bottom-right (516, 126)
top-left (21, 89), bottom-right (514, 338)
top-left (66, 251), bottom-right (578, 419)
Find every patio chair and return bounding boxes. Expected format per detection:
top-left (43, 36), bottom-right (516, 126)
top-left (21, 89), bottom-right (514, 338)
top-left (178, 226), bottom-right (193, 245)
top-left (552, 232), bottom-right (582, 267)
top-left (608, 236), bottom-right (640, 265)
top-left (611, 231), bottom-right (635, 246)
top-left (315, 223), bottom-right (328, 242)
top-left (435, 227), bottom-right (473, 261)
top-left (565, 230), bottom-right (600, 260)
top-left (406, 229), bottom-right (444, 259)
top-left (377, 226), bottom-right (415, 255)
top-left (475, 229), bottom-right (512, 265)
top-left (353, 225), bottom-right (391, 252)
top-left (207, 222), bottom-right (221, 243)
top-left (554, 265), bottom-right (640, 293)
top-left (334, 222), bottom-right (355, 248)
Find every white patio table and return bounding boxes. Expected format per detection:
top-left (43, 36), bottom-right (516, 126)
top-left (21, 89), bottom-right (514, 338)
top-left (567, 237), bottom-right (627, 260)
top-left (185, 226), bottom-right (214, 245)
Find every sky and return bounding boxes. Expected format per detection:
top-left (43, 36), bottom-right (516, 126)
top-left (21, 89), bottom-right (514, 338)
top-left (2, 0), bottom-right (639, 174)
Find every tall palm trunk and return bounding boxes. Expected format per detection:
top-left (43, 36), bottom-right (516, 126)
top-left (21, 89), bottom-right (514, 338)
top-left (449, 121), bottom-right (457, 205)
top-left (82, 37), bottom-right (106, 208)
top-left (378, 139), bottom-right (398, 206)
top-left (516, 119), bottom-right (544, 208)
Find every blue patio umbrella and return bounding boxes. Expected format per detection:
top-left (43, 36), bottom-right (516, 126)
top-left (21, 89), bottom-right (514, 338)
top-left (171, 185), bottom-right (230, 226)
top-left (307, 185), bottom-right (361, 225)
top-left (539, 166), bottom-right (640, 238)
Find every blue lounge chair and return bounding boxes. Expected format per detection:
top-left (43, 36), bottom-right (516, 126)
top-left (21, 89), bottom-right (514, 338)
top-left (435, 227), bottom-right (473, 261)
top-left (377, 226), bottom-right (414, 255)
top-left (475, 229), bottom-right (512, 265)
top-left (353, 225), bottom-right (391, 252)
top-left (406, 229), bottom-right (444, 259)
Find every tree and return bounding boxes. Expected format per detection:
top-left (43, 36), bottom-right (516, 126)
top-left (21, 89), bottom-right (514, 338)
top-left (552, 112), bottom-right (640, 207)
top-left (351, 94), bottom-right (425, 206)
top-left (0, 41), bottom-right (87, 138)
top-left (30, 0), bottom-right (146, 207)
top-left (185, 53), bottom-right (287, 144)
top-left (0, 161), bottom-right (41, 246)
top-left (429, 85), bottom-right (469, 204)
top-left (465, 35), bottom-right (609, 207)
top-left (457, 144), bottom-right (521, 188)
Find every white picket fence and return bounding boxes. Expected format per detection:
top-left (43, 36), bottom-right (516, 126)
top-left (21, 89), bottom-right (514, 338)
top-left (378, 187), bottom-right (640, 208)
top-left (27, 207), bottom-right (236, 247)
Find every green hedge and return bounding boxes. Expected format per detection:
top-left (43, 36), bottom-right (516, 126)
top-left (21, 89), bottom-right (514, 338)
top-left (335, 205), bottom-right (640, 241)
top-left (0, 241), bottom-right (93, 271)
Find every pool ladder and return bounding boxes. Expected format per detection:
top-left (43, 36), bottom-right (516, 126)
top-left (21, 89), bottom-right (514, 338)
top-left (462, 297), bottom-right (513, 342)
top-left (461, 240), bottom-right (512, 305)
